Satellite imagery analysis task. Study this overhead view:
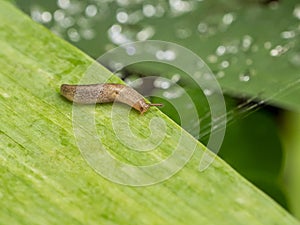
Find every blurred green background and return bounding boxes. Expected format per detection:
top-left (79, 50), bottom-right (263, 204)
top-left (13, 0), bottom-right (300, 218)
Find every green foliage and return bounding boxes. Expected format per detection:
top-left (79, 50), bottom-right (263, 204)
top-left (16, 0), bottom-right (300, 111)
top-left (1, 1), bottom-right (300, 225)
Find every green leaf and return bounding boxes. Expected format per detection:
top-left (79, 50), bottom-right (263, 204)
top-left (220, 108), bottom-right (287, 208)
top-left (16, 0), bottom-right (300, 111)
top-left (281, 112), bottom-right (300, 219)
top-left (0, 1), bottom-right (299, 225)
top-left (127, 0), bottom-right (300, 111)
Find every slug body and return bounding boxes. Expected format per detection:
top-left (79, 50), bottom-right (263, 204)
top-left (60, 83), bottom-right (162, 114)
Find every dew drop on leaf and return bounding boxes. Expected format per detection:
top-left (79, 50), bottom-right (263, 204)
top-left (239, 73), bottom-right (250, 82)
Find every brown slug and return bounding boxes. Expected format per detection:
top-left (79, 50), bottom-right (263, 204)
top-left (60, 83), bottom-right (162, 114)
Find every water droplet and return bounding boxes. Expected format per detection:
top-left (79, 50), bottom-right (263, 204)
top-left (226, 43), bottom-right (239, 54)
top-left (203, 89), bottom-right (213, 96)
top-left (30, 7), bottom-right (42, 22)
top-left (136, 26), bottom-right (155, 41)
top-left (216, 71), bottom-right (225, 78)
top-left (222, 13), bottom-right (235, 25)
top-left (169, 0), bottom-right (193, 14)
top-left (154, 78), bottom-right (171, 89)
top-left (281, 30), bottom-right (296, 39)
top-left (155, 50), bottom-right (176, 61)
top-left (108, 24), bottom-right (131, 44)
top-left (125, 46), bottom-right (136, 56)
top-left (57, 0), bottom-right (70, 9)
top-left (143, 4), bottom-right (156, 17)
top-left (116, 11), bottom-right (129, 24)
top-left (41, 11), bottom-right (52, 23)
top-left (110, 24), bottom-right (122, 33)
top-left (77, 16), bottom-right (90, 28)
top-left (81, 29), bottom-right (95, 40)
top-left (126, 77), bottom-right (143, 87)
top-left (270, 45), bottom-right (288, 57)
top-left (176, 28), bottom-right (192, 39)
top-left (59, 17), bottom-right (75, 28)
top-left (197, 22), bottom-right (208, 34)
top-left (264, 42), bottom-right (272, 49)
top-left (67, 28), bottom-right (80, 42)
top-left (127, 10), bottom-right (143, 24)
top-left (207, 54), bottom-right (218, 63)
top-left (246, 59), bottom-right (253, 66)
top-left (117, 0), bottom-right (130, 7)
top-left (220, 60), bottom-right (229, 68)
top-left (242, 35), bottom-right (253, 50)
top-left (293, 5), bottom-right (300, 20)
top-left (171, 74), bottom-right (181, 83)
top-left (85, 5), bottom-right (98, 17)
top-left (163, 87), bottom-right (184, 99)
top-left (239, 73), bottom-right (250, 82)
top-left (53, 9), bottom-right (65, 22)
top-left (197, 61), bottom-right (205, 69)
top-left (216, 45), bottom-right (226, 56)
top-left (289, 53), bottom-right (300, 67)
top-left (109, 61), bottom-right (124, 71)
top-left (154, 5), bottom-right (165, 17)
top-left (203, 72), bottom-right (213, 80)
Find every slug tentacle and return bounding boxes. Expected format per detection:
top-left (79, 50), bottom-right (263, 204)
top-left (60, 83), bottom-right (162, 114)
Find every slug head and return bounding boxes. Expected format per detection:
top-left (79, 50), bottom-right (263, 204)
top-left (133, 100), bottom-right (163, 115)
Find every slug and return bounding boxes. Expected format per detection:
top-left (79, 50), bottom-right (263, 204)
top-left (60, 83), bottom-right (162, 114)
